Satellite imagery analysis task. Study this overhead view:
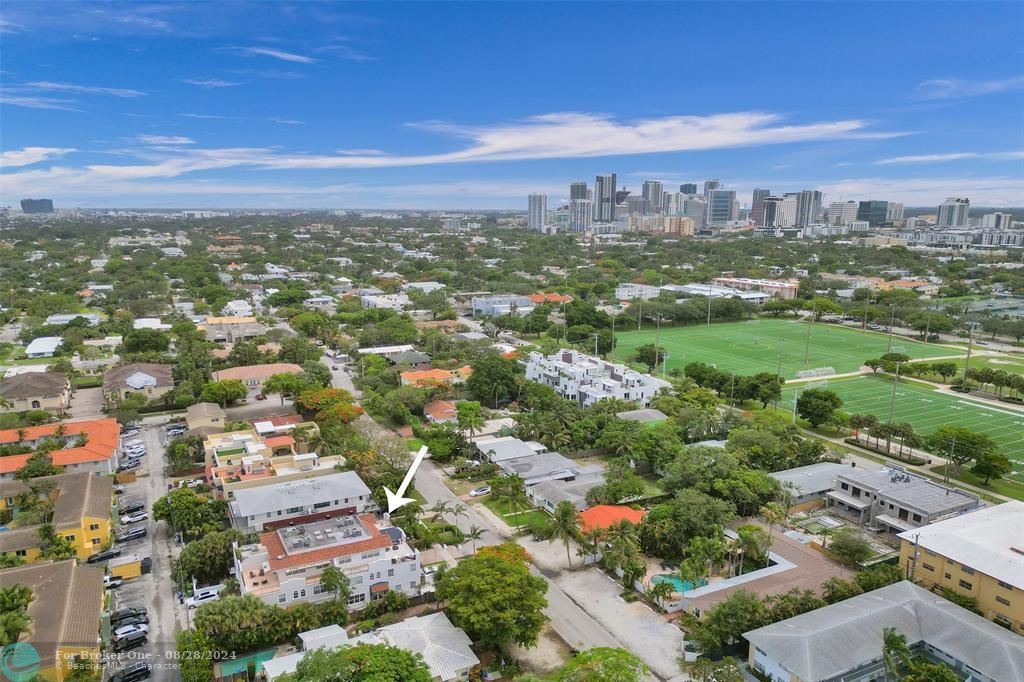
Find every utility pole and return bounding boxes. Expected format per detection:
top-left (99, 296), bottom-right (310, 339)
top-left (886, 304), bottom-right (896, 353)
top-left (706, 283), bottom-right (713, 327)
top-left (654, 313), bottom-right (662, 370)
top-left (961, 324), bottom-right (975, 384)
top-left (943, 435), bottom-right (957, 484)
top-left (803, 314), bottom-right (813, 368)
top-left (663, 352), bottom-right (670, 379)
top-left (776, 338), bottom-right (785, 381)
top-left (592, 333), bottom-right (600, 357)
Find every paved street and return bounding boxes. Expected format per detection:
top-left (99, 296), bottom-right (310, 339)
top-left (108, 423), bottom-right (184, 681)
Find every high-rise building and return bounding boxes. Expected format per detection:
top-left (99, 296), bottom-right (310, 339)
top-left (569, 182), bottom-right (589, 201)
top-left (937, 197), bottom-right (970, 227)
top-left (857, 200), bottom-right (889, 227)
top-left (981, 212), bottom-right (1012, 229)
top-left (761, 196), bottom-right (783, 228)
top-left (663, 192), bottom-right (685, 216)
top-left (751, 188), bottom-right (770, 226)
top-left (795, 190), bottom-right (823, 227)
top-left (625, 195), bottom-right (651, 216)
top-left (641, 181), bottom-right (664, 214)
top-left (682, 198), bottom-right (707, 231)
top-left (528, 194), bottom-right (547, 231)
top-left (679, 183), bottom-right (698, 195)
top-left (829, 201), bottom-right (859, 226)
top-left (779, 194), bottom-right (799, 228)
top-left (593, 174), bottom-right (617, 222)
top-left (703, 179), bottom-right (721, 198)
top-left (886, 202), bottom-right (904, 222)
top-left (20, 198), bottom-right (54, 214)
top-left (569, 199), bottom-right (593, 233)
top-left (705, 189), bottom-right (737, 225)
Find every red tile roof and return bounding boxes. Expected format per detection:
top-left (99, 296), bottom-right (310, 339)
top-left (263, 435), bottom-right (295, 449)
top-left (529, 292), bottom-right (574, 304)
top-left (579, 505), bottom-right (646, 534)
top-left (0, 418), bottom-right (119, 474)
top-left (261, 514), bottom-right (393, 570)
top-left (423, 400), bottom-right (456, 422)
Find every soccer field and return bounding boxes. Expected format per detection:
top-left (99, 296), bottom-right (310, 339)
top-left (611, 319), bottom-right (962, 380)
top-left (782, 375), bottom-right (1024, 479)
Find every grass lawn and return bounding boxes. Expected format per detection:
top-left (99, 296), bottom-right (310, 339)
top-left (406, 437), bottom-right (425, 451)
top-left (611, 318), bottom-right (961, 380)
top-left (932, 464), bottom-right (1024, 502)
top-left (482, 497), bottom-right (549, 529)
top-left (967, 354), bottom-right (1024, 377)
top-left (781, 374), bottom-right (1024, 480)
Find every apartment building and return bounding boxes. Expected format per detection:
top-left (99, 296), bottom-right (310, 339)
top-left (235, 513), bottom-right (419, 609)
top-left (202, 426), bottom-right (343, 500)
top-left (524, 349), bottom-right (670, 408)
top-left (0, 371), bottom-right (71, 414)
top-left (710, 277), bottom-right (799, 299)
top-left (0, 472), bottom-right (112, 563)
top-left (0, 418), bottom-right (119, 480)
top-left (826, 467), bottom-right (981, 533)
top-left (228, 470), bottom-right (374, 534)
top-left (198, 316), bottom-right (268, 343)
top-left (898, 502), bottom-right (1024, 634)
top-left (470, 294), bottom-right (535, 317)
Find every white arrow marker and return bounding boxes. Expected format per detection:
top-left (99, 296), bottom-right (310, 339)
top-left (384, 446), bottom-right (428, 514)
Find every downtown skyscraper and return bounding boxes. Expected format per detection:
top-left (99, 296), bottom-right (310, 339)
top-left (593, 174), bottom-right (617, 222)
top-left (751, 188), bottom-right (770, 226)
top-left (937, 197), bottom-right (970, 227)
top-left (642, 180), bottom-right (664, 214)
top-left (528, 193), bottom-right (547, 231)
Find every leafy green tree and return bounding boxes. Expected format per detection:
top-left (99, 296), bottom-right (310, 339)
top-left (280, 643), bottom-right (432, 682)
top-left (455, 400), bottom-right (485, 441)
top-left (635, 344), bottom-right (665, 372)
top-left (278, 336), bottom-right (324, 365)
top-left (827, 527), bottom-right (873, 566)
top-left (319, 566), bottom-right (351, 605)
top-left (37, 523), bottom-right (76, 559)
top-left (154, 487), bottom-right (228, 539)
top-left (173, 530), bottom-right (243, 585)
top-left (436, 543), bottom-right (548, 649)
top-left (557, 647), bottom-right (647, 682)
top-left (928, 425), bottom-right (997, 473)
top-left (177, 629), bottom-right (216, 682)
top-left (262, 372), bottom-right (310, 405)
top-left (971, 451), bottom-right (1012, 485)
top-left (198, 379), bottom-right (247, 406)
top-left (796, 388), bottom-right (843, 427)
top-left (14, 452), bottom-right (62, 481)
top-left (689, 657), bottom-right (745, 682)
top-left (466, 354), bottom-right (521, 408)
top-left (122, 328), bottom-right (171, 354)
top-left (690, 590), bottom-right (767, 655)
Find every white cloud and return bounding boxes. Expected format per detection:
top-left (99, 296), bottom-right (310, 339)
top-left (913, 75), bottom-right (1024, 100)
top-left (137, 135), bottom-right (195, 145)
top-left (25, 81), bottom-right (145, 97)
top-left (813, 176), bottom-right (1024, 207)
top-left (0, 93), bottom-right (81, 110)
top-left (0, 18), bottom-right (24, 33)
top-left (182, 78), bottom-right (242, 88)
top-left (236, 47), bottom-right (317, 64)
top-left (336, 148), bottom-right (386, 156)
top-left (315, 44), bottom-right (375, 62)
top-left (0, 146), bottom-right (76, 167)
top-left (876, 150), bottom-right (1024, 165)
top-left (180, 113), bottom-right (303, 125)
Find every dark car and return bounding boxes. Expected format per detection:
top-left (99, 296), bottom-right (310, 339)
top-left (140, 557), bottom-right (152, 575)
top-left (119, 502), bottom-right (145, 515)
top-left (110, 607), bottom-right (147, 625)
top-left (111, 662), bottom-right (151, 682)
top-left (86, 548), bottom-right (122, 564)
top-left (116, 527), bottom-right (147, 543)
top-left (112, 614), bottom-right (149, 628)
top-left (111, 634), bottom-right (148, 654)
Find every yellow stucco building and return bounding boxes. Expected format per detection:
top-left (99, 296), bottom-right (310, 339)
top-left (898, 501), bottom-right (1024, 634)
top-left (0, 472), bottom-right (113, 563)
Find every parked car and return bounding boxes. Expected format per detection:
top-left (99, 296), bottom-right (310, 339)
top-left (120, 511), bottom-right (148, 525)
top-left (119, 501), bottom-right (145, 515)
top-left (110, 661), bottom-right (151, 682)
top-left (116, 527), bottom-right (147, 543)
top-left (123, 446), bottom-right (146, 456)
top-left (113, 623), bottom-right (149, 640)
top-left (113, 484), bottom-right (126, 495)
top-left (120, 429), bottom-right (140, 439)
top-left (681, 639), bottom-right (700, 663)
top-left (177, 478), bottom-right (205, 489)
top-left (112, 614), bottom-right (149, 629)
top-left (110, 607), bottom-right (147, 625)
top-left (185, 590), bottom-right (221, 609)
top-left (111, 633), bottom-right (147, 654)
top-left (103, 576), bottom-right (123, 589)
top-left (470, 485), bottom-right (491, 497)
top-left (86, 548), bottom-right (122, 564)
top-left (119, 422), bottom-right (140, 433)
top-left (976, 340), bottom-right (990, 346)
top-left (331, 365), bottom-right (339, 370)
top-left (255, 394), bottom-right (266, 401)
top-left (117, 460), bottom-right (140, 473)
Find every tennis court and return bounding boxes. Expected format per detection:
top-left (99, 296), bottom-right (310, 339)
top-left (782, 375), bottom-right (1024, 480)
top-left (612, 319), bottom-right (961, 380)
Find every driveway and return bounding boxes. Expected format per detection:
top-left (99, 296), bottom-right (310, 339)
top-left (553, 569), bottom-right (686, 681)
top-left (107, 423), bottom-right (184, 681)
top-left (69, 386), bottom-right (105, 419)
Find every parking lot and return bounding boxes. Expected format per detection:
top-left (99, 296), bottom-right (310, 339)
top-left (104, 423), bottom-right (185, 681)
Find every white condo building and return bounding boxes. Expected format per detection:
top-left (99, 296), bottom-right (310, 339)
top-left (528, 193), bottom-right (547, 231)
top-left (234, 513), bottom-right (420, 610)
top-left (525, 349), bottom-right (670, 408)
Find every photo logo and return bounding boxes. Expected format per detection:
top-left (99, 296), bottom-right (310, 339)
top-left (0, 642), bottom-right (40, 682)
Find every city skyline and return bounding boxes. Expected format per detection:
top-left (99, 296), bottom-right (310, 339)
top-left (1, 1), bottom-right (1023, 208)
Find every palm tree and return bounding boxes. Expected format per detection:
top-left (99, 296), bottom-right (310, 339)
top-left (463, 525), bottom-right (485, 554)
top-left (646, 578), bottom-right (674, 607)
top-left (583, 527), bottom-right (604, 564)
top-left (447, 503), bottom-right (468, 525)
top-left (15, 428), bottom-right (26, 446)
top-left (0, 395), bottom-right (12, 410)
top-left (882, 627), bottom-right (911, 681)
top-left (759, 502), bottom-right (784, 549)
top-left (549, 500), bottom-right (581, 568)
top-left (427, 501), bottom-right (451, 524)
top-left (506, 487), bottom-right (532, 533)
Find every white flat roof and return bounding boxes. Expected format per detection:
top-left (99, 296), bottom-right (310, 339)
top-left (25, 337), bottom-right (62, 354)
top-left (898, 502), bottom-right (1024, 588)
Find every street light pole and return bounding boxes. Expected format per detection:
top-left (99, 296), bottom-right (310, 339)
top-left (888, 361), bottom-right (901, 422)
top-left (886, 304), bottom-right (896, 353)
top-left (706, 283), bottom-right (713, 327)
top-left (803, 314), bottom-right (812, 368)
top-left (961, 324), bottom-right (975, 384)
top-left (777, 338), bottom-right (785, 381)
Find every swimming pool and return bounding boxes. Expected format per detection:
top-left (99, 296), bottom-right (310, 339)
top-left (651, 574), bottom-right (706, 593)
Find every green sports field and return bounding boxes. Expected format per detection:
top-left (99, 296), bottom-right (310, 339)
top-left (782, 375), bottom-right (1024, 480)
top-left (611, 319), bottom-right (962, 380)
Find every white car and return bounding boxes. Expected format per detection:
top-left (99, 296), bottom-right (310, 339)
top-left (121, 429), bottom-right (140, 439)
top-left (681, 640), bottom-right (699, 663)
top-left (120, 511), bottom-right (148, 525)
top-left (113, 623), bottom-right (149, 640)
top-left (185, 591), bottom-right (221, 609)
top-left (103, 575), bottom-right (124, 589)
top-left (470, 485), bottom-right (491, 497)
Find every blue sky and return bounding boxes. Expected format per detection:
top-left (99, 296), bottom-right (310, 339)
top-left (1, 1), bottom-right (1022, 209)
